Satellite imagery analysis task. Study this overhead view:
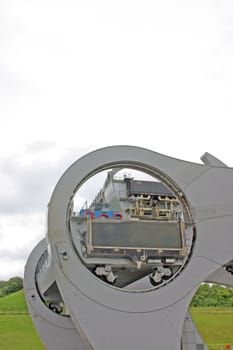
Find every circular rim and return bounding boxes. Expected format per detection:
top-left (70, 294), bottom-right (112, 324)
top-left (70, 163), bottom-right (192, 292)
top-left (47, 146), bottom-right (197, 312)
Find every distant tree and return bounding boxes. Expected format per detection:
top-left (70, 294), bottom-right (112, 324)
top-left (191, 283), bottom-right (233, 307)
top-left (7, 277), bottom-right (23, 293)
top-left (0, 276), bottom-right (23, 297)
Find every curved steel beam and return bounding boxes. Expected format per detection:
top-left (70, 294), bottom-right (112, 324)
top-left (24, 239), bottom-right (93, 350)
top-left (24, 146), bottom-right (233, 350)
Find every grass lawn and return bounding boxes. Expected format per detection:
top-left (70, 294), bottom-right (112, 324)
top-left (191, 307), bottom-right (233, 350)
top-left (0, 290), bottom-right (28, 314)
top-left (0, 315), bottom-right (45, 350)
top-left (0, 291), bottom-right (233, 349)
top-left (0, 291), bottom-right (45, 349)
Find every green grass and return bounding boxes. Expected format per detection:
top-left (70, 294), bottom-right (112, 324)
top-left (0, 315), bottom-right (45, 350)
top-left (190, 307), bottom-right (233, 350)
top-left (0, 290), bottom-right (28, 314)
top-left (0, 291), bottom-right (233, 349)
top-left (0, 291), bottom-right (45, 349)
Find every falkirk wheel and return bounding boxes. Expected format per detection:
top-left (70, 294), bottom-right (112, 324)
top-left (24, 146), bottom-right (233, 350)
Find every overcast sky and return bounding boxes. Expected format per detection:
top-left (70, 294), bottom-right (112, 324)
top-left (1, 0), bottom-right (233, 280)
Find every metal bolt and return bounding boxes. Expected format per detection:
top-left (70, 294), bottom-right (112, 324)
top-left (61, 250), bottom-right (69, 260)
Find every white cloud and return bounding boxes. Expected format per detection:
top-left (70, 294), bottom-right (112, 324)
top-left (0, 144), bottom-right (92, 279)
top-left (0, 213), bottom-right (45, 279)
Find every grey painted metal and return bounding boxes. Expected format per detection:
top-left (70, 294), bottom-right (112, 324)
top-left (182, 311), bottom-right (208, 350)
top-left (206, 265), bottom-right (233, 288)
top-left (201, 152), bottom-right (227, 167)
top-left (24, 239), bottom-right (94, 350)
top-left (24, 146), bottom-right (233, 349)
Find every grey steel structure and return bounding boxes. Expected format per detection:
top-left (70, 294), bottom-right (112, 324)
top-left (24, 146), bottom-right (233, 350)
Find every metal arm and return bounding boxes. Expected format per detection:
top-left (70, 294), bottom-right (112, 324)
top-left (24, 146), bottom-right (233, 350)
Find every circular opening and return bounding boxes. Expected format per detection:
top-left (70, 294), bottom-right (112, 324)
top-left (69, 165), bottom-right (194, 291)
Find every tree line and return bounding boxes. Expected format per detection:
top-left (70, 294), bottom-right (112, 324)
top-left (191, 283), bottom-right (233, 307)
top-left (0, 277), bottom-right (23, 298)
